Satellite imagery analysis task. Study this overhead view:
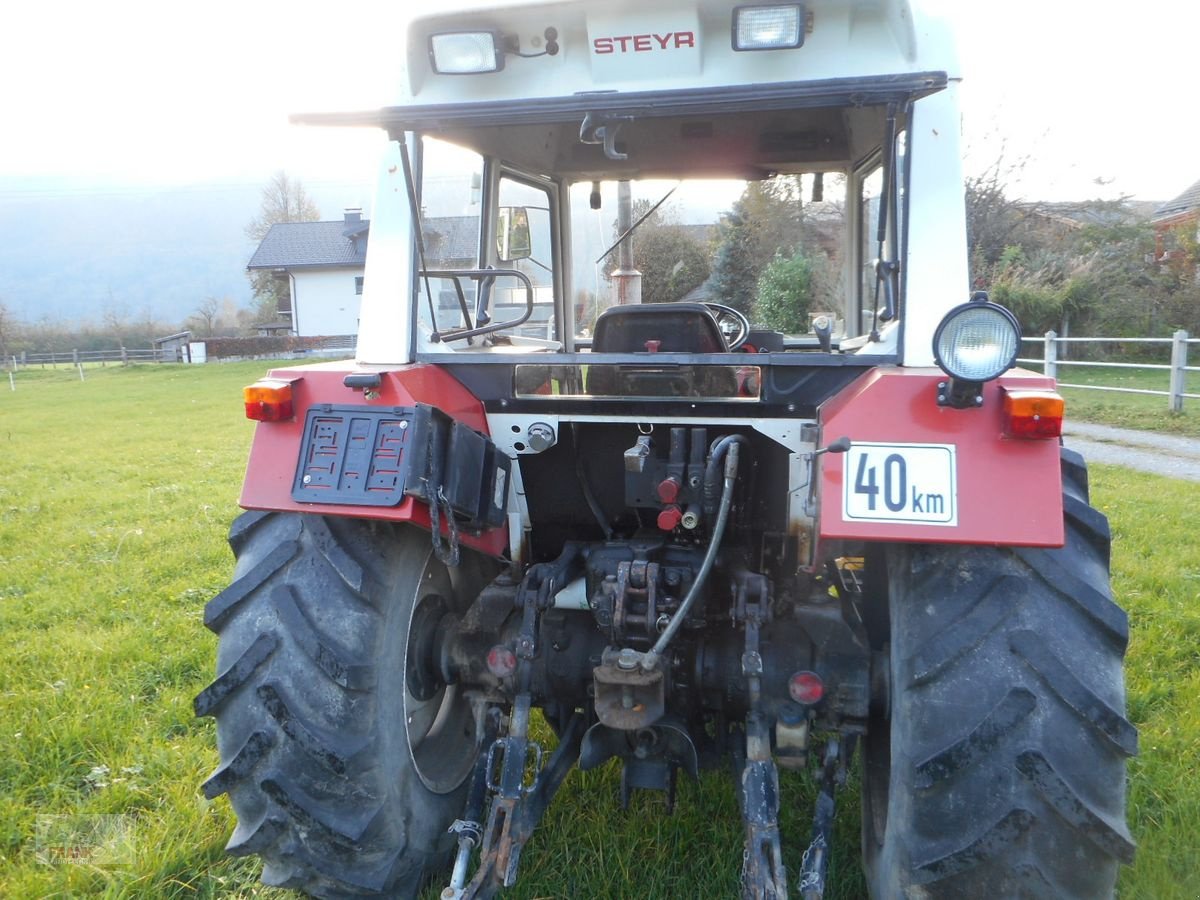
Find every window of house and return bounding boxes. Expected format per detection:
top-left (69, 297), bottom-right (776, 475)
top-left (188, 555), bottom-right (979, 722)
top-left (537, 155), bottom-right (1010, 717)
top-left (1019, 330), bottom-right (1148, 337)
top-left (354, 276), bottom-right (364, 295)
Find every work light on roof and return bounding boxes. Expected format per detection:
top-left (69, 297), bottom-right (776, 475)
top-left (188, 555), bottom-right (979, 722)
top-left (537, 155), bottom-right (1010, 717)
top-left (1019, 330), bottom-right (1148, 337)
top-left (429, 32), bottom-right (503, 74)
top-left (733, 4), bottom-right (805, 51)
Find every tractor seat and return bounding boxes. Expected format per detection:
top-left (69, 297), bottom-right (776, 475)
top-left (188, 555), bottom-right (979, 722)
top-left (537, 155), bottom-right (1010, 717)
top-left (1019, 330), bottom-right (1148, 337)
top-left (590, 302), bottom-right (729, 354)
top-left (587, 303), bottom-right (736, 397)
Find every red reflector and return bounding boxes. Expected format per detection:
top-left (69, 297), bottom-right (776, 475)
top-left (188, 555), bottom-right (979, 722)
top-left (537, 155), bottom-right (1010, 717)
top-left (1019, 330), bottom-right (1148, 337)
top-left (789, 670), bottom-right (824, 706)
top-left (486, 645), bottom-right (518, 678)
top-left (1003, 390), bottom-right (1064, 439)
top-left (243, 379), bottom-right (295, 422)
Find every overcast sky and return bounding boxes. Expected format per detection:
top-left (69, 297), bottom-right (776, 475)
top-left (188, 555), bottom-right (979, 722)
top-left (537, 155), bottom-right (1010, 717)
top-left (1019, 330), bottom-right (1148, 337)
top-left (1, 0), bottom-right (1197, 203)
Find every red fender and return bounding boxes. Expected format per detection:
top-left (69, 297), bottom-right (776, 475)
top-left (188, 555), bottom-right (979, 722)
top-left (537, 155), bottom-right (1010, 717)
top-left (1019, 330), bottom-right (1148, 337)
top-left (817, 367), bottom-right (1064, 550)
top-left (239, 361), bottom-right (509, 558)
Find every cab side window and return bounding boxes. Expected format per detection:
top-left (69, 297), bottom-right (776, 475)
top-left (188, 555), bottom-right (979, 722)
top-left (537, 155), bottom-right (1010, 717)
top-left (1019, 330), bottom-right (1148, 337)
top-left (497, 175), bottom-right (556, 340)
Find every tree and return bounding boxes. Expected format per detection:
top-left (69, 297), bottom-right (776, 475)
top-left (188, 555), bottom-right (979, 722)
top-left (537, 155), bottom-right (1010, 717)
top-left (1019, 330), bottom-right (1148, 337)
top-left (709, 177), bottom-right (804, 314)
top-left (626, 201), bottom-right (711, 305)
top-left (246, 171), bottom-right (321, 242)
top-left (961, 145), bottom-right (1191, 340)
top-left (639, 226), bottom-right (710, 304)
top-left (0, 299), bottom-right (17, 362)
top-left (964, 148), bottom-right (1037, 284)
top-left (101, 295), bottom-right (130, 347)
top-left (604, 199), bottom-right (713, 306)
top-left (189, 297), bottom-right (221, 337)
top-left (246, 171), bottom-right (321, 324)
top-left (709, 209), bottom-right (759, 314)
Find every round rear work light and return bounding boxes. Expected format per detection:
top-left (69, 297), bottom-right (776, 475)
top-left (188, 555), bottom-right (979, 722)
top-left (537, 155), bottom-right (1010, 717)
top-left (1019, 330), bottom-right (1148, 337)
top-left (932, 301), bottom-right (1021, 383)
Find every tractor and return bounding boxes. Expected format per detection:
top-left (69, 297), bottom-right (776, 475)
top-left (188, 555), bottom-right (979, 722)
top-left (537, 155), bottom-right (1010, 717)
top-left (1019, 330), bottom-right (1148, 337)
top-left (196, 1), bottom-right (1136, 897)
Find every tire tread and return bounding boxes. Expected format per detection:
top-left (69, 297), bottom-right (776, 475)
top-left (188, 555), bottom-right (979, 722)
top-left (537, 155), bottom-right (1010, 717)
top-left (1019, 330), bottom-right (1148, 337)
top-left (192, 632), bottom-right (278, 718)
top-left (866, 449), bottom-right (1135, 898)
top-left (197, 512), bottom-right (481, 898)
top-left (204, 541), bottom-right (298, 631)
top-left (271, 585), bottom-right (377, 690)
top-left (1010, 629), bottom-right (1138, 756)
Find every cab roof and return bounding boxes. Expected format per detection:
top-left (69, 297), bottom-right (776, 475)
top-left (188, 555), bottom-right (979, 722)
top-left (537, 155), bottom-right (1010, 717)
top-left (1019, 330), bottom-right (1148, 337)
top-left (294, 0), bottom-right (954, 180)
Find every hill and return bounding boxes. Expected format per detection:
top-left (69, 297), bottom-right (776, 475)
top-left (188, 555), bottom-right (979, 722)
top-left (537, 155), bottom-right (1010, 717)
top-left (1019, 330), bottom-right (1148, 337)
top-left (0, 177), bottom-right (370, 329)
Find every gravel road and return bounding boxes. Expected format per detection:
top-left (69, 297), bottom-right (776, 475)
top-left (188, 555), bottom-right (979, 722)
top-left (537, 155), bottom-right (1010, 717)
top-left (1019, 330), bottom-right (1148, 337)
top-left (1062, 422), bottom-right (1200, 482)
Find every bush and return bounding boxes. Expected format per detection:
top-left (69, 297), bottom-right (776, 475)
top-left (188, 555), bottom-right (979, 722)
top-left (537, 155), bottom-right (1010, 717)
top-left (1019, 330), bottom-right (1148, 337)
top-left (203, 335), bottom-right (328, 359)
top-left (753, 251), bottom-right (815, 333)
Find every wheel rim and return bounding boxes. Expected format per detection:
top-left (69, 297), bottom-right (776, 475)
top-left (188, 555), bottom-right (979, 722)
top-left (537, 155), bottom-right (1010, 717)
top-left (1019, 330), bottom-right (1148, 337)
top-left (403, 569), bottom-right (477, 794)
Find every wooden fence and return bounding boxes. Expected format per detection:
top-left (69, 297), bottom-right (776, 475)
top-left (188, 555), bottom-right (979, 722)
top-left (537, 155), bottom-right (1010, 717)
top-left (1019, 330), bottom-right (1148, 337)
top-left (7, 332), bottom-right (1194, 410)
top-left (1018, 330), bottom-right (1199, 412)
top-left (6, 348), bottom-right (168, 369)
top-left (4, 335), bottom-right (357, 372)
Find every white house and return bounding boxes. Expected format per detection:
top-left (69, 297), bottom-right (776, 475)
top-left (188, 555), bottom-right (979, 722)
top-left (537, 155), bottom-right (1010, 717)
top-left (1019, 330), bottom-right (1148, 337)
top-left (247, 210), bottom-right (369, 337)
top-left (247, 209), bottom-right (480, 337)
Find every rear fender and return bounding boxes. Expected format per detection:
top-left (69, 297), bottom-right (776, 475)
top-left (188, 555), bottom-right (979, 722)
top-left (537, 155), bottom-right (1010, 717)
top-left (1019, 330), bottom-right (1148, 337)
top-left (239, 361), bottom-right (508, 558)
top-left (817, 367), bottom-right (1064, 549)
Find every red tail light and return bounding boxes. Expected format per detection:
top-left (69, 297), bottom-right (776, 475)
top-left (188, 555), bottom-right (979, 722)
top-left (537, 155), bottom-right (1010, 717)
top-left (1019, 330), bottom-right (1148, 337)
top-left (1003, 389), bottom-right (1064, 439)
top-left (244, 379), bottom-right (295, 422)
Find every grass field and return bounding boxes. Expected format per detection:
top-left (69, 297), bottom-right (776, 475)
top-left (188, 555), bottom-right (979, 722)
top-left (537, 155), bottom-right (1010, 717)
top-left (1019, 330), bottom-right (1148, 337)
top-left (0, 362), bottom-right (1197, 898)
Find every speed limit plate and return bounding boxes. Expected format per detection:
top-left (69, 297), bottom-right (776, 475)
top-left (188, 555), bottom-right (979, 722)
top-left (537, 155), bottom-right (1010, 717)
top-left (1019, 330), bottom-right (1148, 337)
top-left (842, 442), bottom-right (957, 526)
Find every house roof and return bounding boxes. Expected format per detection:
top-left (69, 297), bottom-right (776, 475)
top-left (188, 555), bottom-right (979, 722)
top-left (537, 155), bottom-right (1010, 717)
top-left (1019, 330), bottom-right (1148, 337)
top-left (246, 214), bottom-right (479, 270)
top-left (248, 220), bottom-right (368, 270)
top-left (1152, 178), bottom-right (1200, 224)
top-left (679, 275), bottom-right (714, 303)
top-left (1016, 200), bottom-right (1158, 229)
top-left (425, 216), bottom-right (479, 263)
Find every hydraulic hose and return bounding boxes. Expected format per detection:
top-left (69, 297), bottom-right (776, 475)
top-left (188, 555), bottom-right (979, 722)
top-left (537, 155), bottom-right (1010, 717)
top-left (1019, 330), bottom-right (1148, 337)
top-left (641, 441), bottom-right (740, 672)
top-left (703, 434), bottom-right (750, 517)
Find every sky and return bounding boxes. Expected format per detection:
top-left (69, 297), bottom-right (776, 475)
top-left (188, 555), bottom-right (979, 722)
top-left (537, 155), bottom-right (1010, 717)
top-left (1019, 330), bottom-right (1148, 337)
top-left (1, 0), bottom-right (1198, 204)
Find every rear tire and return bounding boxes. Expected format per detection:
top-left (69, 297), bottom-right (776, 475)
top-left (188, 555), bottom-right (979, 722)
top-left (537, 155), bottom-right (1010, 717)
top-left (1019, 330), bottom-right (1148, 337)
top-left (863, 448), bottom-right (1136, 897)
top-left (195, 512), bottom-right (494, 898)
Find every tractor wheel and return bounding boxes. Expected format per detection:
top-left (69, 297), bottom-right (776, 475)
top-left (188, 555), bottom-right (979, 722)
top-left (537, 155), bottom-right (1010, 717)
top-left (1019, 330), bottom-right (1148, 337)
top-left (863, 448), bottom-right (1137, 898)
top-left (195, 512), bottom-right (494, 898)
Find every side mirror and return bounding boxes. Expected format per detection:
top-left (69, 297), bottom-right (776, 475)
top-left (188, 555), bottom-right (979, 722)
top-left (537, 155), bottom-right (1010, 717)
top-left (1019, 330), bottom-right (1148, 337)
top-left (497, 206), bottom-right (532, 261)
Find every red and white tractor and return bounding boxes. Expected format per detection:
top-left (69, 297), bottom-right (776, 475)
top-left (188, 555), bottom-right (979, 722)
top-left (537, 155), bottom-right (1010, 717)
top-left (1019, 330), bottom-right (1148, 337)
top-left (197, 2), bottom-right (1135, 896)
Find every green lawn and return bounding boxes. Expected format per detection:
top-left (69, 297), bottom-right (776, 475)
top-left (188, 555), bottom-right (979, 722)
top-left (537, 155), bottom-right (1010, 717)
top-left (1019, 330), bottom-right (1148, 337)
top-left (0, 363), bottom-right (1196, 897)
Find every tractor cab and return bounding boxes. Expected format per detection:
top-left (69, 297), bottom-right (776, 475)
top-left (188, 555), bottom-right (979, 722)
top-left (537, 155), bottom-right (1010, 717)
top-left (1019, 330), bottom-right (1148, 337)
top-left (304, 0), bottom-right (967, 371)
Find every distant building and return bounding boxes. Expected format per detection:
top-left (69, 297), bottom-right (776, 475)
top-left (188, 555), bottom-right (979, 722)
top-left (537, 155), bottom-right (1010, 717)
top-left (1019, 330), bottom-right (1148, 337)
top-left (154, 330), bottom-right (193, 362)
top-left (247, 210), bottom-right (369, 337)
top-left (247, 210), bottom-right (479, 337)
top-left (1151, 178), bottom-right (1200, 262)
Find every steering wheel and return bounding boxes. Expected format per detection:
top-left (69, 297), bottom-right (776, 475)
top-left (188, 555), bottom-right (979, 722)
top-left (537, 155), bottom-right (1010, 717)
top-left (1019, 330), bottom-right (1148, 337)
top-left (703, 302), bottom-right (750, 351)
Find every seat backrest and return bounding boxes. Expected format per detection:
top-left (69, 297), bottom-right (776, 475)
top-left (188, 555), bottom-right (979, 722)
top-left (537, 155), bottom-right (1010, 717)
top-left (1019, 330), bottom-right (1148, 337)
top-left (590, 302), bottom-right (728, 353)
